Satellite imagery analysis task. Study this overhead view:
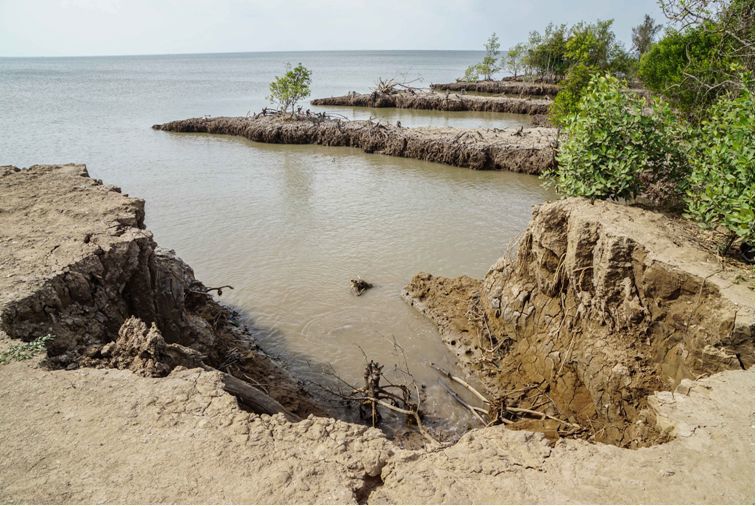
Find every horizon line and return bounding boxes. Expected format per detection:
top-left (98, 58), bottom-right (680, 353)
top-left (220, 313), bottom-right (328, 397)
top-left (0, 48), bottom-right (485, 59)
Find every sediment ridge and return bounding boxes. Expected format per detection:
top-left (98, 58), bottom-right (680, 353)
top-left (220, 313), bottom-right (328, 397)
top-left (311, 90), bottom-right (550, 115)
top-left (430, 80), bottom-right (561, 97)
top-left (152, 115), bottom-right (558, 174)
top-left (403, 198), bottom-right (755, 448)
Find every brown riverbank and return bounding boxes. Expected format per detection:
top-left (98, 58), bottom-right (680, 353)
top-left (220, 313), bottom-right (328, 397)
top-left (403, 198), bottom-right (754, 448)
top-left (430, 80), bottom-right (560, 97)
top-left (0, 165), bottom-right (752, 503)
top-left (152, 114), bottom-right (558, 174)
top-left (311, 90), bottom-right (550, 115)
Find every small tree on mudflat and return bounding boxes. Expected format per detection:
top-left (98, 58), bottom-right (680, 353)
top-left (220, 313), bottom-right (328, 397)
top-left (462, 33), bottom-right (502, 81)
top-left (503, 43), bottom-right (527, 78)
top-left (267, 63), bottom-right (312, 115)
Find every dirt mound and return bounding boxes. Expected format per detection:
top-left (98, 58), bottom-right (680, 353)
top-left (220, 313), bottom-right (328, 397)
top-left (0, 165), bottom-right (320, 418)
top-left (153, 115), bottom-right (558, 174)
top-left (311, 90), bottom-right (550, 115)
top-left (81, 316), bottom-right (204, 376)
top-left (430, 80), bottom-right (560, 97)
top-left (403, 198), bottom-right (754, 447)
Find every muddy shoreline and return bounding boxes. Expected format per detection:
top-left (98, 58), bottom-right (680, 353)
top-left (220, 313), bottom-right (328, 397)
top-left (311, 90), bottom-right (550, 115)
top-left (153, 114), bottom-right (558, 174)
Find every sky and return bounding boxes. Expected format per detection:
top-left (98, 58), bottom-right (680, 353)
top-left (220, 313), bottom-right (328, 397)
top-left (0, 0), bottom-right (666, 57)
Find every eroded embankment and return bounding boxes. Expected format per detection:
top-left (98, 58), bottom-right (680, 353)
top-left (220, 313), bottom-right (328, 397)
top-left (0, 166), bottom-right (753, 503)
top-left (311, 90), bottom-right (550, 115)
top-left (403, 198), bottom-right (755, 448)
top-left (430, 80), bottom-right (560, 97)
top-left (0, 164), bottom-right (319, 418)
top-left (152, 115), bottom-right (557, 174)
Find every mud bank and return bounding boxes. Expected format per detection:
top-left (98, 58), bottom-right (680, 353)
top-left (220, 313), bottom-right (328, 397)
top-left (404, 198), bottom-right (755, 448)
top-left (153, 115), bottom-right (557, 174)
top-left (0, 166), bottom-right (753, 503)
top-left (0, 164), bottom-right (318, 417)
top-left (431, 80), bottom-right (560, 97)
top-left (311, 90), bottom-right (550, 115)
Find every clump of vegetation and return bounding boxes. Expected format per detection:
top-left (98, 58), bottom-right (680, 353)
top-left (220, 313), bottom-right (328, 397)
top-left (267, 63), bottom-right (312, 115)
top-left (548, 73), bottom-right (689, 206)
top-left (0, 335), bottom-right (54, 365)
top-left (639, 0), bottom-right (754, 118)
top-left (522, 23), bottom-right (570, 80)
top-left (685, 91), bottom-right (755, 248)
top-left (549, 63), bottom-right (599, 126)
top-left (461, 33), bottom-right (501, 81)
top-left (503, 43), bottom-right (527, 78)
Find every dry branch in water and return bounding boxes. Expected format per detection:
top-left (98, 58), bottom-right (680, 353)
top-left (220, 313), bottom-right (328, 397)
top-left (429, 363), bottom-right (584, 435)
top-left (373, 76), bottom-right (424, 95)
top-left (350, 278), bottom-right (373, 296)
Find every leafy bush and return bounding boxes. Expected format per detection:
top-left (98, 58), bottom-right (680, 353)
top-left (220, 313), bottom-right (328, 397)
top-left (638, 26), bottom-right (724, 115)
top-left (0, 335), bottom-right (54, 365)
top-left (549, 73), bottom-right (689, 207)
top-left (549, 63), bottom-right (599, 126)
top-left (685, 92), bottom-right (755, 244)
top-left (268, 63), bottom-right (312, 114)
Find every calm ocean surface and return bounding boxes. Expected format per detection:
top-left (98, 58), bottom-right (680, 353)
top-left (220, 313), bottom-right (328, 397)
top-left (0, 51), bottom-right (554, 432)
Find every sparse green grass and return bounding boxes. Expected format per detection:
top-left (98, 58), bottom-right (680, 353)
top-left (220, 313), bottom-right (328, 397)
top-left (0, 335), bottom-right (53, 365)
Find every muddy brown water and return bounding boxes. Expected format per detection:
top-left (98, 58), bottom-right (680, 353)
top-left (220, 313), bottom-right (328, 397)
top-left (141, 134), bottom-right (555, 434)
top-left (0, 51), bottom-right (555, 435)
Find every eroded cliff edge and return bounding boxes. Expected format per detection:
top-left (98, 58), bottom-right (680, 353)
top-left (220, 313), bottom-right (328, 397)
top-left (403, 198), bottom-right (754, 448)
top-left (0, 164), bottom-right (318, 416)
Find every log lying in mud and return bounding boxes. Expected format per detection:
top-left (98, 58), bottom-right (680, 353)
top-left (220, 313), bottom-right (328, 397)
top-left (152, 115), bottom-right (558, 175)
top-left (311, 90), bottom-right (550, 115)
top-left (430, 80), bottom-right (561, 97)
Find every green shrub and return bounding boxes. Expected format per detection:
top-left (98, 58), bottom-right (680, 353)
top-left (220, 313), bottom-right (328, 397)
top-left (549, 63), bottom-right (599, 126)
top-left (0, 335), bottom-right (54, 365)
top-left (638, 26), bottom-right (723, 116)
top-left (549, 73), bottom-right (689, 206)
top-left (268, 63), bottom-right (312, 114)
top-left (685, 92), bottom-right (755, 245)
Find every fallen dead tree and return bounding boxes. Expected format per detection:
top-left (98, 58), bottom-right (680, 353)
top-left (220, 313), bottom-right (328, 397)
top-left (153, 114), bottom-right (558, 175)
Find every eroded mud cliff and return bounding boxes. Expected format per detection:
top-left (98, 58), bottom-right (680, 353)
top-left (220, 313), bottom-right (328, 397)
top-left (404, 198), bottom-right (754, 447)
top-left (0, 164), bottom-right (317, 417)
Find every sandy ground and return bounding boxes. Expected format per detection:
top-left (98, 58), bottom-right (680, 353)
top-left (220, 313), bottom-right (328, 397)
top-left (0, 349), bottom-right (752, 503)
